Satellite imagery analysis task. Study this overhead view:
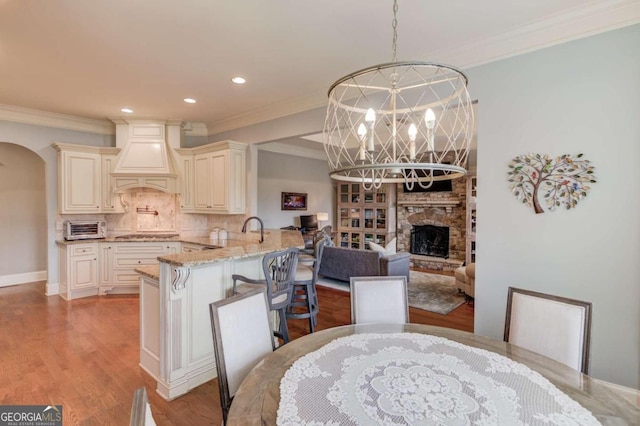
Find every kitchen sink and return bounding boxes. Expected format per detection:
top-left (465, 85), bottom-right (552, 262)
top-left (115, 233), bottom-right (180, 239)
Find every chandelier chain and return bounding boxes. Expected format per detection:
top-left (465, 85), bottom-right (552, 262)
top-left (391, 0), bottom-right (398, 63)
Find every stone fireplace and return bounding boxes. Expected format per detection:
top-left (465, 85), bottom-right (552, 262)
top-left (396, 179), bottom-right (466, 271)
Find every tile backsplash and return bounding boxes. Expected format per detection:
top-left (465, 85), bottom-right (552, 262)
top-left (56, 190), bottom-right (247, 239)
top-left (135, 192), bottom-right (176, 232)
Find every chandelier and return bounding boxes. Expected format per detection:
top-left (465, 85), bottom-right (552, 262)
top-left (323, 0), bottom-right (474, 190)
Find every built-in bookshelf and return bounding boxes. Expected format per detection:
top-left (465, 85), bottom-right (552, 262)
top-left (466, 174), bottom-right (477, 265)
top-left (337, 183), bottom-right (396, 250)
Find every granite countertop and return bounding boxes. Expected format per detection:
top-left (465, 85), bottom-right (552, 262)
top-left (158, 230), bottom-right (305, 267)
top-left (57, 229), bottom-right (305, 268)
top-left (56, 235), bottom-right (184, 245)
top-left (135, 265), bottom-right (160, 280)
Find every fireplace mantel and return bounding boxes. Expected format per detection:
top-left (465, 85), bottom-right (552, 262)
top-left (398, 200), bottom-right (461, 214)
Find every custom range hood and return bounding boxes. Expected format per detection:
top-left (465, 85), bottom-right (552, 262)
top-left (110, 119), bottom-right (182, 193)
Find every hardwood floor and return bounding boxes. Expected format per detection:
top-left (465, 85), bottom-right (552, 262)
top-left (0, 279), bottom-right (473, 425)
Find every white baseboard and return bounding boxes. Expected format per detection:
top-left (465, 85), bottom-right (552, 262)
top-left (0, 270), bottom-right (47, 288)
top-left (46, 282), bottom-right (59, 296)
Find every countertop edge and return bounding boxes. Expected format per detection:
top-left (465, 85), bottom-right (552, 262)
top-left (57, 230), bottom-right (305, 268)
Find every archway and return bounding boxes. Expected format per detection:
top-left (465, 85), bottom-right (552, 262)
top-left (0, 142), bottom-right (47, 286)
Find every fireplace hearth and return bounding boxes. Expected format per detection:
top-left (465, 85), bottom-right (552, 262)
top-left (410, 225), bottom-right (450, 258)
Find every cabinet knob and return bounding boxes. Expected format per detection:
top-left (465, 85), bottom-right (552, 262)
top-left (138, 261), bottom-right (141, 264)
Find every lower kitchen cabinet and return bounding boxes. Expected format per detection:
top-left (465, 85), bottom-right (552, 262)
top-left (182, 242), bottom-right (208, 253)
top-left (59, 243), bottom-right (99, 300)
top-left (99, 242), bottom-right (179, 295)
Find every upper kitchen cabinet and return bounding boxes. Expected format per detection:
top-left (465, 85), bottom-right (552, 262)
top-left (53, 143), bottom-right (121, 214)
top-left (176, 153), bottom-right (195, 212)
top-left (178, 141), bottom-right (247, 214)
top-left (101, 150), bottom-right (125, 213)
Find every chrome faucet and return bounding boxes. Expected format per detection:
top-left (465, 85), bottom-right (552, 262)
top-left (241, 216), bottom-right (264, 243)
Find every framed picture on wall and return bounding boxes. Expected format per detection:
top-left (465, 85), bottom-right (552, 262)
top-left (281, 192), bottom-right (307, 210)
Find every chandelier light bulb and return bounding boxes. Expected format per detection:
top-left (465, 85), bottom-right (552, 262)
top-left (357, 123), bottom-right (367, 139)
top-left (425, 108), bottom-right (436, 129)
top-left (407, 123), bottom-right (418, 141)
top-left (365, 108), bottom-right (376, 123)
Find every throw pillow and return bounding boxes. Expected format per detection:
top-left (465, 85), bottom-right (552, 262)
top-left (368, 237), bottom-right (396, 255)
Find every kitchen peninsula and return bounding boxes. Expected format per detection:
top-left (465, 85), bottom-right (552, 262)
top-left (136, 229), bottom-right (304, 400)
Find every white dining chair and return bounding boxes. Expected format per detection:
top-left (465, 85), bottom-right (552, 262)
top-left (504, 287), bottom-right (592, 374)
top-left (210, 287), bottom-right (275, 424)
top-left (129, 386), bottom-right (157, 426)
top-left (350, 276), bottom-right (409, 324)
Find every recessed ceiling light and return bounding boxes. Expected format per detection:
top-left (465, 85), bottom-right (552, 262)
top-left (184, 98), bottom-right (196, 104)
top-left (231, 76), bottom-right (246, 84)
top-left (121, 108), bottom-right (134, 114)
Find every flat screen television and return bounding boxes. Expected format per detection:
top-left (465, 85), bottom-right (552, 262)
top-left (300, 214), bottom-right (318, 232)
top-left (402, 168), bottom-right (453, 193)
top-left (403, 179), bottom-right (453, 193)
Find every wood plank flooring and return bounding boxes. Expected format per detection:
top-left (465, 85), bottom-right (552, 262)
top-left (0, 279), bottom-right (473, 425)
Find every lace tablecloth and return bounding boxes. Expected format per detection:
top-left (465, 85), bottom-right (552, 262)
top-left (277, 333), bottom-right (601, 425)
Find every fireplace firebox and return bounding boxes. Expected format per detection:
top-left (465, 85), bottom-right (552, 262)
top-left (410, 225), bottom-right (449, 258)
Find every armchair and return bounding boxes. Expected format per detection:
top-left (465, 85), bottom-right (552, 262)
top-left (454, 263), bottom-right (475, 300)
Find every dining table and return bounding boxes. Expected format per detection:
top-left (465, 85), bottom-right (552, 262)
top-left (226, 323), bottom-right (640, 425)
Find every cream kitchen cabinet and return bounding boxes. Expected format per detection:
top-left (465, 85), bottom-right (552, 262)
top-left (182, 140), bottom-right (247, 214)
top-left (54, 144), bottom-right (102, 213)
top-left (58, 243), bottom-right (99, 300)
top-left (99, 242), bottom-right (179, 295)
top-left (182, 242), bottom-right (206, 253)
top-left (100, 150), bottom-right (125, 213)
top-left (194, 150), bottom-right (226, 210)
top-left (176, 153), bottom-right (195, 212)
top-left (53, 143), bottom-right (121, 214)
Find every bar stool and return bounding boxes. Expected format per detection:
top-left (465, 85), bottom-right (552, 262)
top-left (233, 247), bottom-right (299, 344)
top-left (286, 240), bottom-right (328, 333)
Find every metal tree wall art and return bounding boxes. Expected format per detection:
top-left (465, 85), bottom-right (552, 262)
top-left (507, 153), bottom-right (596, 214)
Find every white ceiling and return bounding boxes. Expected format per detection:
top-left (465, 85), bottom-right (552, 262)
top-left (0, 0), bottom-right (638, 137)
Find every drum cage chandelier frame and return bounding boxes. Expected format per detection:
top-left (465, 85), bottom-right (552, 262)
top-left (322, 1), bottom-right (474, 190)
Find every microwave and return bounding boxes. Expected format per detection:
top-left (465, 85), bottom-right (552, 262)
top-left (64, 220), bottom-right (106, 240)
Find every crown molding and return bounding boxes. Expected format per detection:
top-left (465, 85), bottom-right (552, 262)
top-left (432, 0), bottom-right (640, 69)
top-left (184, 122), bottom-right (208, 137)
top-left (0, 104), bottom-right (114, 135)
top-left (206, 0), bottom-right (639, 135)
top-left (0, 105), bottom-right (210, 137)
top-left (205, 89), bottom-right (327, 136)
top-left (258, 141), bottom-right (327, 161)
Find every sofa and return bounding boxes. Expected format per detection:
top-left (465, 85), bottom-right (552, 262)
top-left (454, 263), bottom-right (475, 300)
top-left (318, 246), bottom-right (411, 283)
